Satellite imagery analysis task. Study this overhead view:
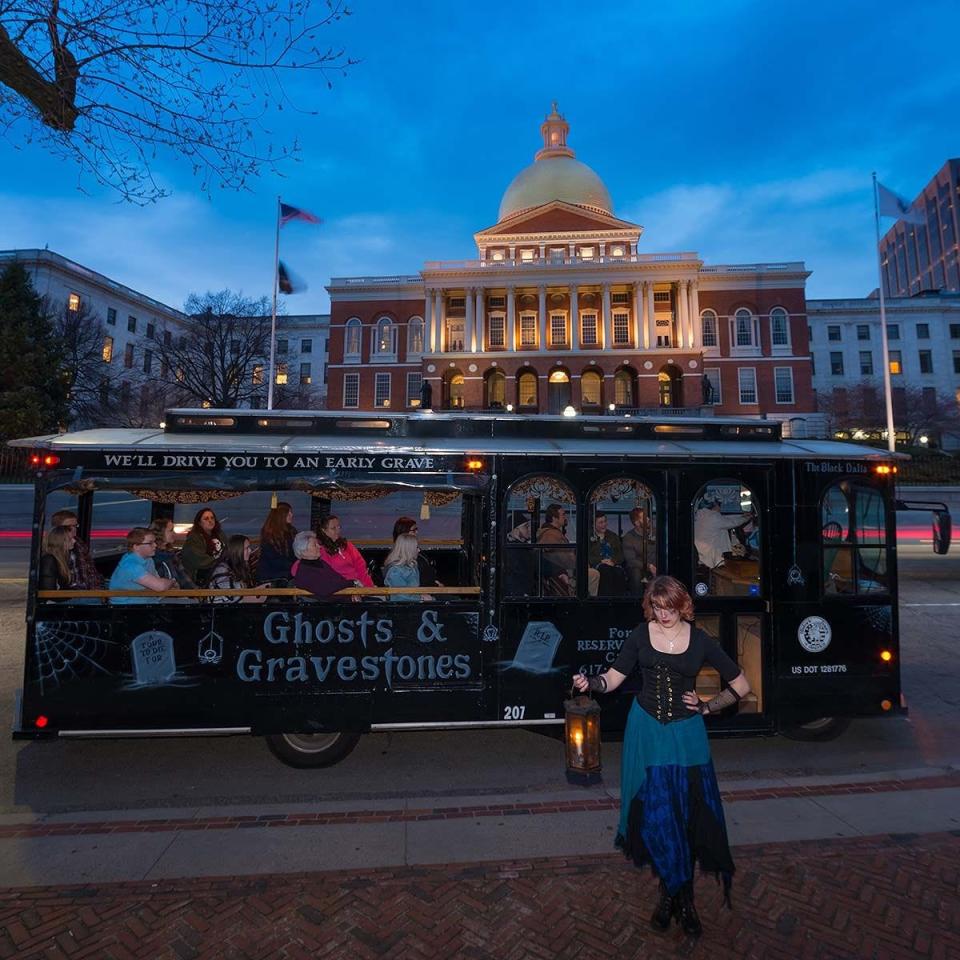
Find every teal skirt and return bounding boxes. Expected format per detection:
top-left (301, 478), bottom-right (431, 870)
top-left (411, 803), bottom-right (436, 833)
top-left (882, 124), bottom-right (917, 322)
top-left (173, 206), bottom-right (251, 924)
top-left (616, 699), bottom-right (734, 899)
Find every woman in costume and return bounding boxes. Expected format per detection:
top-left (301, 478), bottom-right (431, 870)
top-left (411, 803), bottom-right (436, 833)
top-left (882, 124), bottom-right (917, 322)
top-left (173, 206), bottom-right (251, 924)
top-left (572, 575), bottom-right (749, 936)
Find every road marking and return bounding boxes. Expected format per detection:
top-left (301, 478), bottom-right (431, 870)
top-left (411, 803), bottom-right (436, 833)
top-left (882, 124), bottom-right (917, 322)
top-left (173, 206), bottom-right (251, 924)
top-left (901, 602), bottom-right (960, 607)
top-left (0, 578), bottom-right (27, 583)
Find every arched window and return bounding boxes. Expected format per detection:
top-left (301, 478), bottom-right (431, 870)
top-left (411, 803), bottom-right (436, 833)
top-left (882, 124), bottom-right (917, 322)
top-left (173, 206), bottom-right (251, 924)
top-left (693, 481), bottom-right (761, 597)
top-left (484, 369), bottom-right (506, 409)
top-left (770, 307), bottom-right (790, 348)
top-left (407, 317), bottom-right (424, 356)
top-left (375, 317), bottom-right (396, 357)
top-left (345, 318), bottom-right (362, 359)
top-left (580, 370), bottom-right (603, 407)
top-left (504, 474), bottom-right (578, 598)
top-left (444, 370), bottom-right (464, 409)
top-left (614, 368), bottom-right (635, 407)
top-left (658, 364), bottom-right (683, 407)
top-left (587, 477), bottom-right (657, 598)
top-left (701, 309), bottom-right (718, 348)
top-left (821, 481), bottom-right (888, 595)
top-left (518, 370), bottom-right (538, 408)
top-left (547, 368), bottom-right (571, 414)
top-left (732, 308), bottom-right (757, 349)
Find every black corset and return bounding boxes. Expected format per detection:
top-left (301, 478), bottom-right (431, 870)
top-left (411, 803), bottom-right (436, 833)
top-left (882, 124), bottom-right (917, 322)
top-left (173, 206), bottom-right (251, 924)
top-left (637, 663), bottom-right (690, 725)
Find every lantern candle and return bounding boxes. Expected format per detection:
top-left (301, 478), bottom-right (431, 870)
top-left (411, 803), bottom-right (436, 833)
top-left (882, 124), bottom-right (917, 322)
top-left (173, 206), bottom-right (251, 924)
top-left (563, 691), bottom-right (602, 786)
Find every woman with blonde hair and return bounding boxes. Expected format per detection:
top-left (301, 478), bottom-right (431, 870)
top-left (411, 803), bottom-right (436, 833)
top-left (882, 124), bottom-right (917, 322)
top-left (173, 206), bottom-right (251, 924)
top-left (383, 533), bottom-right (429, 601)
top-left (572, 575), bottom-right (751, 937)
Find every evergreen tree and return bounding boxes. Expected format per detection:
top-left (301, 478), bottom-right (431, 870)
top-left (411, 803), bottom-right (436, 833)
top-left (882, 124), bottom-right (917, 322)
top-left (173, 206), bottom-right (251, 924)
top-left (0, 262), bottom-right (68, 443)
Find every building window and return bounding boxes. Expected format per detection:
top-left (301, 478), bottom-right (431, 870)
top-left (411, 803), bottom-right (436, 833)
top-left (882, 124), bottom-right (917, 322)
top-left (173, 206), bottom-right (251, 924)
top-left (276, 338), bottom-right (288, 355)
top-left (653, 291), bottom-right (670, 303)
top-left (106, 307), bottom-right (116, 326)
top-left (302, 338), bottom-right (312, 353)
top-left (488, 296), bottom-right (506, 308)
top-left (770, 307), bottom-right (790, 347)
top-left (703, 368), bottom-right (721, 405)
top-left (300, 362), bottom-right (312, 385)
top-left (887, 323), bottom-right (900, 340)
top-left (68, 292), bottom-right (80, 312)
top-left (520, 314), bottom-right (537, 348)
top-left (164, 330), bottom-right (172, 347)
top-left (142, 349), bottom-right (152, 375)
top-left (949, 323), bottom-right (960, 339)
top-left (889, 350), bottom-right (902, 375)
top-left (448, 297), bottom-right (466, 310)
top-left (445, 318), bottom-right (465, 352)
top-left (916, 323), bottom-right (930, 340)
top-left (518, 371), bottom-right (537, 407)
top-left (407, 317), bottom-right (424, 356)
top-left (375, 318), bottom-right (397, 355)
top-left (612, 311), bottom-right (630, 345)
top-left (733, 309), bottom-right (757, 348)
top-left (860, 351), bottom-right (874, 375)
top-left (407, 372), bottom-right (422, 408)
top-left (550, 313), bottom-right (567, 347)
top-left (953, 350), bottom-right (960, 374)
top-left (830, 351), bottom-right (844, 376)
top-left (124, 343), bottom-right (134, 368)
top-left (549, 248), bottom-right (565, 264)
top-left (579, 246), bottom-right (595, 261)
top-left (701, 310), bottom-right (718, 347)
top-left (827, 325), bottom-right (841, 342)
top-left (738, 368), bottom-right (758, 404)
top-left (102, 336), bottom-right (113, 363)
top-left (581, 313), bottom-right (598, 346)
top-left (520, 248), bottom-right (535, 262)
top-left (581, 370), bottom-right (602, 406)
top-left (611, 291), bottom-right (630, 305)
top-left (345, 318), bottom-right (362, 358)
top-left (127, 315), bottom-right (137, 333)
top-left (252, 365), bottom-right (264, 385)
top-left (614, 369), bottom-right (635, 406)
top-left (774, 367), bottom-right (794, 404)
top-left (488, 315), bottom-right (505, 348)
top-left (275, 362), bottom-right (288, 385)
top-left (343, 373), bottom-right (359, 408)
top-left (120, 381), bottom-right (131, 409)
top-left (919, 350), bottom-right (933, 374)
top-left (857, 324), bottom-right (871, 341)
top-left (146, 321), bottom-right (155, 340)
top-left (374, 373), bottom-right (391, 408)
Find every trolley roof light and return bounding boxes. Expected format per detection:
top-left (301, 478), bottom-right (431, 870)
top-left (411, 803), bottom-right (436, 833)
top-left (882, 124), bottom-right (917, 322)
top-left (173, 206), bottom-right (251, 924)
top-left (873, 465), bottom-right (898, 475)
top-left (465, 458), bottom-right (485, 471)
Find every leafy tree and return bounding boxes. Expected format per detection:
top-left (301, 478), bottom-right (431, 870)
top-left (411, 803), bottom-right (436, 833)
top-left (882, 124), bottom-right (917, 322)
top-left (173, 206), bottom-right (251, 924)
top-left (152, 289), bottom-right (273, 408)
top-left (0, 261), bottom-right (68, 442)
top-left (0, 0), bottom-right (354, 203)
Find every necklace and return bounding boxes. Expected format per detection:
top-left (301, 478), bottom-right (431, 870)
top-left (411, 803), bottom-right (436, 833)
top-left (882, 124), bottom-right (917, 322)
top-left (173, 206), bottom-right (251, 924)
top-left (657, 621), bottom-right (684, 651)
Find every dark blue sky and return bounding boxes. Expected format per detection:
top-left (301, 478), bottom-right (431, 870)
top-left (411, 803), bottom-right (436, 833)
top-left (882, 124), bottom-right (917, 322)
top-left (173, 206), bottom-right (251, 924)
top-left (1, 0), bottom-right (957, 313)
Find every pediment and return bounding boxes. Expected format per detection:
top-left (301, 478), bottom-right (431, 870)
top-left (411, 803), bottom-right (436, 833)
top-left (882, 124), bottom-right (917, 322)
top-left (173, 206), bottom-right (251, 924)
top-left (476, 200), bottom-right (640, 238)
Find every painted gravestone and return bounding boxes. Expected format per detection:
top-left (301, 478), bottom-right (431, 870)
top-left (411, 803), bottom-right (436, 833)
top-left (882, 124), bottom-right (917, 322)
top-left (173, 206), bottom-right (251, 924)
top-left (131, 631), bottom-right (177, 685)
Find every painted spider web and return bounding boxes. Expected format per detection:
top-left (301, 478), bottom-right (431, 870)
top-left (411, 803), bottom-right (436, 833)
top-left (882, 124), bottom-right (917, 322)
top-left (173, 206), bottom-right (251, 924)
top-left (33, 621), bottom-right (117, 695)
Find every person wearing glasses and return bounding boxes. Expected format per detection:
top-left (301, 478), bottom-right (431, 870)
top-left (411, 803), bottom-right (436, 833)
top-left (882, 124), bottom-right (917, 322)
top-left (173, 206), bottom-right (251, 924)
top-left (392, 516), bottom-right (441, 587)
top-left (47, 509), bottom-right (103, 589)
top-left (108, 528), bottom-right (176, 604)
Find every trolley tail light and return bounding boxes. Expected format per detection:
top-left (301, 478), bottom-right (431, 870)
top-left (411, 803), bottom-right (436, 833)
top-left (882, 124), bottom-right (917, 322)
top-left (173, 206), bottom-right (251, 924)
top-left (873, 464), bottom-right (898, 475)
top-left (880, 700), bottom-right (893, 712)
top-left (34, 715), bottom-right (49, 729)
top-left (29, 453), bottom-right (60, 468)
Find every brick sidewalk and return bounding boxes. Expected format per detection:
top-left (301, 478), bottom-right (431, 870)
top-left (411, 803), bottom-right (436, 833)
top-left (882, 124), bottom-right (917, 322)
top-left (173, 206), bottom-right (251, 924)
top-left (1, 831), bottom-right (958, 960)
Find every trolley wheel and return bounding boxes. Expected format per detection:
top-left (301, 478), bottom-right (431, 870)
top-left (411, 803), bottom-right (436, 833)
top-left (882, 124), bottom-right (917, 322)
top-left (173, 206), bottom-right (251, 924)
top-left (265, 731), bottom-right (361, 768)
top-left (781, 716), bottom-right (852, 742)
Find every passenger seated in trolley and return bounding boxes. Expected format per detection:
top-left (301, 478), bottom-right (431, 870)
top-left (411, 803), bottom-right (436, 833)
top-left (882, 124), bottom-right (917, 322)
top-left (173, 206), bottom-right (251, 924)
top-left (535, 503), bottom-right (576, 596)
top-left (622, 506), bottom-right (657, 594)
top-left (693, 495), bottom-right (757, 591)
top-left (587, 511), bottom-right (626, 597)
top-left (108, 528), bottom-right (176, 604)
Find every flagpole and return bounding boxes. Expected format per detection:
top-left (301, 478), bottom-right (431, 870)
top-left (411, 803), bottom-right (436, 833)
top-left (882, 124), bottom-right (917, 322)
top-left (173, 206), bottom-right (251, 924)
top-left (872, 173), bottom-right (897, 454)
top-left (267, 196), bottom-right (281, 410)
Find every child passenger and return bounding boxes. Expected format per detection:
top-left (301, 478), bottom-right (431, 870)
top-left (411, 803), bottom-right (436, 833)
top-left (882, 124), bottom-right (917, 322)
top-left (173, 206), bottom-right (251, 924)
top-left (383, 533), bottom-right (431, 601)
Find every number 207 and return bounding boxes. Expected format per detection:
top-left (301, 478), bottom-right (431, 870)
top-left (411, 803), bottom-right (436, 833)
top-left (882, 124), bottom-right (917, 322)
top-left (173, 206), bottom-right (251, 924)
top-left (503, 705), bottom-right (526, 720)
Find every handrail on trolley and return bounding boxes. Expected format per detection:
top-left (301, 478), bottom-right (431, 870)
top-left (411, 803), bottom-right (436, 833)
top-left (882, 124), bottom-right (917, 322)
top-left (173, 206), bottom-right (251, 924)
top-left (37, 586), bottom-right (481, 601)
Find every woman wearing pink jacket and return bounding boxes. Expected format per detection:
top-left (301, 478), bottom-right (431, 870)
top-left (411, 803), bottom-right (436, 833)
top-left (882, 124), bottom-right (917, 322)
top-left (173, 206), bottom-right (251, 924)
top-left (316, 515), bottom-right (374, 587)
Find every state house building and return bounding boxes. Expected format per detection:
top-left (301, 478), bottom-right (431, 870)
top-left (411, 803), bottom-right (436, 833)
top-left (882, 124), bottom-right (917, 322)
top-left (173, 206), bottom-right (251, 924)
top-left (327, 106), bottom-right (815, 428)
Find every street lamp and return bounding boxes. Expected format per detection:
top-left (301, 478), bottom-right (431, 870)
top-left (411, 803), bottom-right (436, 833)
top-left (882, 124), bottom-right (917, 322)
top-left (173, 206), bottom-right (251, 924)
top-left (562, 405), bottom-right (577, 418)
top-left (564, 689), bottom-right (602, 785)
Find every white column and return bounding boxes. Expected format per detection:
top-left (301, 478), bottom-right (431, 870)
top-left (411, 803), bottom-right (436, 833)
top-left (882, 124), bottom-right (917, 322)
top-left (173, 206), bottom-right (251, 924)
top-left (570, 285), bottom-right (579, 350)
top-left (601, 283), bottom-right (612, 349)
top-left (475, 288), bottom-right (485, 352)
top-left (599, 242), bottom-right (606, 261)
top-left (690, 280), bottom-right (700, 349)
top-left (646, 283), bottom-right (656, 348)
top-left (673, 281), bottom-right (684, 349)
top-left (684, 280), bottom-right (694, 348)
top-left (424, 288), bottom-right (434, 354)
top-left (435, 290), bottom-right (445, 353)
top-left (538, 285), bottom-right (547, 352)
top-left (633, 282), bottom-right (643, 349)
top-left (506, 286), bottom-right (516, 352)
top-left (465, 287), bottom-right (475, 353)
top-left (568, 242), bottom-right (576, 260)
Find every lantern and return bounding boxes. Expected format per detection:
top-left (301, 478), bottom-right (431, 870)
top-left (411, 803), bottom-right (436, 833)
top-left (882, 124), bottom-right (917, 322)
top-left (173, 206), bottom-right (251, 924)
top-left (564, 692), bottom-right (602, 785)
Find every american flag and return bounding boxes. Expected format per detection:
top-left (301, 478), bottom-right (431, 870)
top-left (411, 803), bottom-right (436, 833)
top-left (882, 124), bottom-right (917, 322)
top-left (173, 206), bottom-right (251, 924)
top-left (279, 202), bottom-right (322, 227)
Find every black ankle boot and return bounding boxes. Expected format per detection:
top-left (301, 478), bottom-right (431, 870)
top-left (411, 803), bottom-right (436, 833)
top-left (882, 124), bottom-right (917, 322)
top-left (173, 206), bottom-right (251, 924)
top-left (649, 880), bottom-right (673, 931)
top-left (673, 882), bottom-right (702, 937)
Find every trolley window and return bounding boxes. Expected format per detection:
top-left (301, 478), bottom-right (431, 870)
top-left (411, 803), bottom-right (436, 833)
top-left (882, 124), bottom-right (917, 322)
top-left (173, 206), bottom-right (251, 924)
top-left (821, 481), bottom-right (888, 595)
top-left (504, 474), bottom-right (578, 598)
top-left (587, 477), bottom-right (657, 598)
top-left (693, 481), bottom-right (761, 597)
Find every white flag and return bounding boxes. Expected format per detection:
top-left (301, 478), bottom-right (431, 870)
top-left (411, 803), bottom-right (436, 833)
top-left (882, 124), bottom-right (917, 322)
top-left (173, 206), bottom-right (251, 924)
top-left (877, 182), bottom-right (925, 225)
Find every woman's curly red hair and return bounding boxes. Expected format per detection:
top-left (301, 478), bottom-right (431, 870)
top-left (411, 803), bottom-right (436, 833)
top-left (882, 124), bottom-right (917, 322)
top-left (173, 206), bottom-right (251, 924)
top-left (642, 575), bottom-right (694, 622)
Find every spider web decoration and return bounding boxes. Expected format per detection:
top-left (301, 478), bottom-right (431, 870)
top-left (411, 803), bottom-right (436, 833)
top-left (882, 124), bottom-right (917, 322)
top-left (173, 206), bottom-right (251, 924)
top-left (33, 621), bottom-right (116, 696)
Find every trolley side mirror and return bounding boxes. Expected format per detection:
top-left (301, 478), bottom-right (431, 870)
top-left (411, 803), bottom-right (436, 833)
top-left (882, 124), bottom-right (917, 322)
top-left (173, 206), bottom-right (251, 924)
top-left (933, 510), bottom-right (952, 555)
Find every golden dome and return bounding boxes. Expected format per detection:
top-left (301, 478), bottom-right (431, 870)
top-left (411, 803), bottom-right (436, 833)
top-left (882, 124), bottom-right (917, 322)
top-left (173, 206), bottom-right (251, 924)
top-left (497, 104), bottom-right (613, 221)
